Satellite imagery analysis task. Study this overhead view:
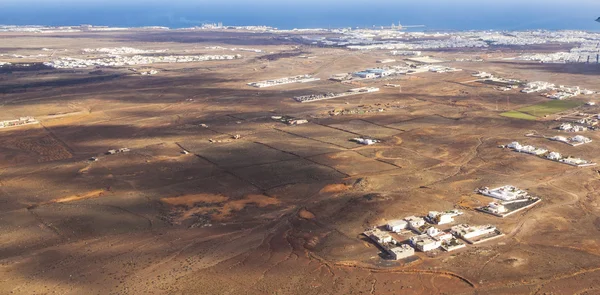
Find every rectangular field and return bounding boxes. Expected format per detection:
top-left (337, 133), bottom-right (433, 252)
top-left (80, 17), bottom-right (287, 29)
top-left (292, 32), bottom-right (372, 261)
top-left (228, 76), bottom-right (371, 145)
top-left (517, 100), bottom-right (583, 117)
top-left (500, 110), bottom-right (538, 120)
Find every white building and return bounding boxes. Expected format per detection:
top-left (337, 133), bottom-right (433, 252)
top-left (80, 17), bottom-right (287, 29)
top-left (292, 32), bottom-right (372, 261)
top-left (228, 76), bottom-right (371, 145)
top-left (404, 216), bottom-right (426, 230)
top-left (386, 219), bottom-right (408, 233)
top-left (451, 224), bottom-right (497, 240)
top-left (426, 227), bottom-right (453, 242)
top-left (365, 228), bottom-right (393, 244)
top-left (550, 136), bottom-right (568, 143)
top-left (352, 138), bottom-right (379, 145)
top-left (353, 71), bottom-right (377, 79)
top-left (409, 234), bottom-right (441, 252)
top-left (426, 210), bottom-right (462, 225)
top-left (388, 244), bottom-right (415, 260)
top-left (478, 185), bottom-right (528, 201)
top-left (377, 59), bottom-right (396, 64)
top-left (547, 152), bottom-right (562, 160)
top-left (487, 202), bottom-right (508, 214)
top-left (571, 135), bottom-right (591, 144)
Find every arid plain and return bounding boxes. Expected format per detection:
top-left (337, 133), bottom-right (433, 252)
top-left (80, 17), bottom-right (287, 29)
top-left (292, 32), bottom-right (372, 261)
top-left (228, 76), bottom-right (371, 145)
top-left (1, 29), bottom-right (600, 294)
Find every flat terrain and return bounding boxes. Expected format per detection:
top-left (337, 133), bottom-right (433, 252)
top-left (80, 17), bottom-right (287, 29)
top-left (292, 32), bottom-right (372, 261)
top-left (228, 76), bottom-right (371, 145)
top-left (1, 29), bottom-right (600, 295)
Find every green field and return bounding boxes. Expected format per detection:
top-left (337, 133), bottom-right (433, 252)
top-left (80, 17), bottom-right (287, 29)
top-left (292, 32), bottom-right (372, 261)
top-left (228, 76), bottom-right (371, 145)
top-left (501, 100), bottom-right (582, 120)
top-left (500, 110), bottom-right (539, 120)
top-left (518, 100), bottom-right (582, 117)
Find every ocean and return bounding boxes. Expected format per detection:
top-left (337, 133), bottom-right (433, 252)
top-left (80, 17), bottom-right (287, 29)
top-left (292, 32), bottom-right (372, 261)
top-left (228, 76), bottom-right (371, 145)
top-left (1, 0), bottom-right (599, 31)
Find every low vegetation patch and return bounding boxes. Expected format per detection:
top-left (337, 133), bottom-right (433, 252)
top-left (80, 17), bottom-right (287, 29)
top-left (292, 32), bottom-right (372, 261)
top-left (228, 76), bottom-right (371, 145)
top-left (517, 100), bottom-right (582, 117)
top-left (500, 110), bottom-right (538, 120)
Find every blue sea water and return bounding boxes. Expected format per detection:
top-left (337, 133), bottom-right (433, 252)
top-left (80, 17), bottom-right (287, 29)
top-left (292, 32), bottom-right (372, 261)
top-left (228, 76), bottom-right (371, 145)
top-left (0, 0), bottom-right (599, 31)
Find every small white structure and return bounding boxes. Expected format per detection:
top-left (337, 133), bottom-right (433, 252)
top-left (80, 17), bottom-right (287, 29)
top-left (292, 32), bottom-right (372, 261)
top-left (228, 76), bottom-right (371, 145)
top-left (547, 152), bottom-right (562, 160)
top-left (477, 185), bottom-right (528, 201)
top-left (353, 71), bottom-right (377, 79)
top-left (377, 59), bottom-right (396, 64)
top-left (388, 244), bottom-right (414, 260)
top-left (404, 216), bottom-right (426, 230)
top-left (364, 228), bottom-right (393, 244)
top-left (559, 123), bottom-right (587, 132)
top-left (351, 138), bottom-right (379, 145)
top-left (386, 219), bottom-right (408, 233)
top-left (426, 210), bottom-right (463, 225)
top-left (550, 136), bottom-right (568, 143)
top-left (571, 135), bottom-right (592, 144)
top-left (451, 224), bottom-right (498, 240)
top-left (426, 227), bottom-right (453, 242)
top-left (560, 157), bottom-right (594, 166)
top-left (487, 202), bottom-right (508, 214)
top-left (410, 234), bottom-right (441, 252)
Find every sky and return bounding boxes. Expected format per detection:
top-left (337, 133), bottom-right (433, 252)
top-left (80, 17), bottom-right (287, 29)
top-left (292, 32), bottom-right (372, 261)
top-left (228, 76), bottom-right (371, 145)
top-left (0, 0), bottom-right (599, 30)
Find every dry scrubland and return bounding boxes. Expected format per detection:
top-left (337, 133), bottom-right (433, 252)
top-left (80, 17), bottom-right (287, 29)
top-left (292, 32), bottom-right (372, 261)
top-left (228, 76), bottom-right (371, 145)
top-left (1, 30), bottom-right (600, 294)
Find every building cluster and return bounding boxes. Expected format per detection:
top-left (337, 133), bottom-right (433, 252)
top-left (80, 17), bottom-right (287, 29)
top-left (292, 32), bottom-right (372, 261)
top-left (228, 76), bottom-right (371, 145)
top-left (44, 54), bottom-right (241, 69)
top-left (293, 87), bottom-right (380, 103)
top-left (81, 47), bottom-right (167, 55)
top-left (390, 50), bottom-right (422, 56)
top-left (517, 42), bottom-right (600, 64)
top-left (0, 117), bottom-right (39, 129)
top-left (558, 123), bottom-right (588, 132)
top-left (346, 36), bottom-right (488, 51)
top-left (476, 185), bottom-right (542, 217)
top-left (0, 25), bottom-right (130, 33)
top-left (191, 24), bottom-right (275, 32)
top-left (331, 63), bottom-right (461, 83)
top-left (521, 82), bottom-right (594, 99)
top-left (549, 135), bottom-right (592, 146)
top-left (204, 46), bottom-right (263, 53)
top-left (504, 141), bottom-right (596, 167)
top-left (247, 74), bottom-right (320, 88)
top-left (471, 72), bottom-right (595, 97)
top-left (365, 209), bottom-right (506, 260)
top-left (325, 103), bottom-right (405, 117)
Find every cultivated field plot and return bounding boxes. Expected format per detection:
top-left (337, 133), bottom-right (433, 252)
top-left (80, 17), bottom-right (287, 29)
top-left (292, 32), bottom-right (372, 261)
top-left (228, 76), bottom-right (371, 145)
top-left (308, 151), bottom-right (399, 176)
top-left (247, 129), bottom-right (344, 157)
top-left (179, 140), bottom-right (298, 168)
top-left (0, 126), bottom-right (72, 167)
top-left (31, 202), bottom-right (152, 239)
top-left (394, 129), bottom-right (483, 163)
top-left (501, 100), bottom-right (583, 120)
top-left (328, 119), bottom-right (403, 138)
top-left (356, 146), bottom-right (444, 170)
top-left (195, 115), bottom-right (277, 136)
top-left (233, 158), bottom-right (346, 189)
top-left (86, 149), bottom-right (223, 190)
top-left (500, 110), bottom-right (539, 120)
top-left (277, 123), bottom-right (361, 148)
top-left (385, 115), bottom-right (460, 131)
